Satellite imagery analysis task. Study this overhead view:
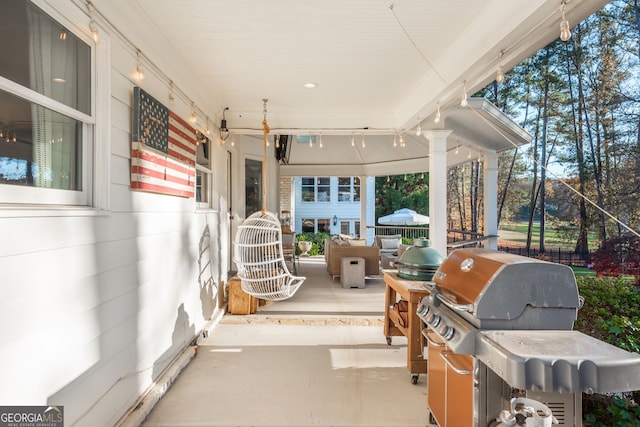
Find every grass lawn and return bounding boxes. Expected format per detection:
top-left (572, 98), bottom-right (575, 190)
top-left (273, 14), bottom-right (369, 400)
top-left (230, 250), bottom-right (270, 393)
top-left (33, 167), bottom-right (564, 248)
top-left (571, 266), bottom-right (596, 277)
top-left (499, 221), bottom-right (598, 250)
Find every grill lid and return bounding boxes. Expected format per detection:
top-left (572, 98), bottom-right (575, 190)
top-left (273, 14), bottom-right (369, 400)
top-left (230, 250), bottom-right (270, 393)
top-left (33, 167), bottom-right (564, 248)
top-left (432, 248), bottom-right (580, 321)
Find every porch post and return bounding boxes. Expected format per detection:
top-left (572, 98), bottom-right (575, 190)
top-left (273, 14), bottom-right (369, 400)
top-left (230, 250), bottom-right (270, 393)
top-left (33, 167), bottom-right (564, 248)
top-left (483, 152), bottom-right (499, 249)
top-left (423, 130), bottom-right (452, 257)
top-left (359, 175), bottom-right (368, 242)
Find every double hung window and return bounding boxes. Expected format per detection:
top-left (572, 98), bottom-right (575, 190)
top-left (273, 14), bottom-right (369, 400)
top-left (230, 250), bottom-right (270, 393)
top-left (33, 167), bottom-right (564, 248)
top-left (0, 0), bottom-right (94, 207)
top-left (301, 177), bottom-right (330, 202)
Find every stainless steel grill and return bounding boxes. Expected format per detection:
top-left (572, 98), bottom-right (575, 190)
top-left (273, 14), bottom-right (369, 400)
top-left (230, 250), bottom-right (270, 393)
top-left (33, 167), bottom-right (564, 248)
top-left (417, 248), bottom-right (640, 427)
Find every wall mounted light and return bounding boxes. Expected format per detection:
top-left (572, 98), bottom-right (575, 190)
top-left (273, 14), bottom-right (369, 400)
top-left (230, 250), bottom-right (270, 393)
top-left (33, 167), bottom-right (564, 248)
top-left (89, 20), bottom-right (99, 42)
top-left (135, 51), bottom-right (145, 82)
top-left (333, 215), bottom-right (338, 226)
top-left (219, 107), bottom-right (229, 142)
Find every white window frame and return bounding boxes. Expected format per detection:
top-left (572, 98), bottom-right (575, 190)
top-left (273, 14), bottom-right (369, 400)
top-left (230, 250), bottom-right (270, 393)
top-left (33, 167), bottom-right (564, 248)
top-left (195, 134), bottom-right (213, 210)
top-left (0, 0), bottom-right (110, 214)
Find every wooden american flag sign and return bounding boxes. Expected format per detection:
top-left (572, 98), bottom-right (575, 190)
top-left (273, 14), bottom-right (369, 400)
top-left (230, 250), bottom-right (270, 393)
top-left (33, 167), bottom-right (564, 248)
top-left (131, 87), bottom-right (196, 198)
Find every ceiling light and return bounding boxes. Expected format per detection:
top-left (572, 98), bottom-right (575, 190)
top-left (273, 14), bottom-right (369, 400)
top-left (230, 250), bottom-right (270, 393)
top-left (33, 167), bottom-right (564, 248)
top-left (319, 134), bottom-right (323, 148)
top-left (434, 102), bottom-right (441, 124)
top-left (361, 134), bottom-right (365, 148)
top-left (219, 107), bottom-right (229, 142)
top-left (304, 82), bottom-right (317, 89)
top-left (351, 135), bottom-right (355, 147)
top-left (399, 134), bottom-right (405, 148)
top-left (415, 119), bottom-right (422, 136)
top-left (59, 31), bottom-right (67, 40)
top-left (135, 52), bottom-right (145, 82)
top-left (560, 2), bottom-right (571, 41)
top-left (393, 134), bottom-right (397, 147)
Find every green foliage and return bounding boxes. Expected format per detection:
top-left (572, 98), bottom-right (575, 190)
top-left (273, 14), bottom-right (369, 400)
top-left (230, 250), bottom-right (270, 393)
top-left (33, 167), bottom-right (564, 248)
top-left (295, 232), bottom-right (330, 256)
top-left (584, 396), bottom-right (640, 427)
top-left (375, 174), bottom-right (429, 221)
top-left (576, 276), bottom-right (640, 424)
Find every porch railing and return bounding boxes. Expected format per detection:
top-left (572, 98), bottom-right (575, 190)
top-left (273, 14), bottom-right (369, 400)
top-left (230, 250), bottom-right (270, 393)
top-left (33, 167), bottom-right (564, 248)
top-left (368, 226), bottom-right (496, 252)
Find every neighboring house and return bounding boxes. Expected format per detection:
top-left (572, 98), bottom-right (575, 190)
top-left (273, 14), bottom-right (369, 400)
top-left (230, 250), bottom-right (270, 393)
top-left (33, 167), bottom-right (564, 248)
top-left (293, 176), bottom-right (375, 241)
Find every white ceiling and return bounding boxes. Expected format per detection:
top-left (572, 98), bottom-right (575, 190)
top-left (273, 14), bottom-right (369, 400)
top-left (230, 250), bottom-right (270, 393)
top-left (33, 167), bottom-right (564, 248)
top-left (94, 0), bottom-right (609, 171)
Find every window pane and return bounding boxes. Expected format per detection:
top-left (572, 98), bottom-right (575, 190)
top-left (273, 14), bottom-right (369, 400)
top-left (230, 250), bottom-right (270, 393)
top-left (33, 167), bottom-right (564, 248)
top-left (317, 219), bottom-right (330, 233)
top-left (340, 222), bottom-right (349, 235)
top-left (317, 177), bottom-right (329, 202)
top-left (0, 89), bottom-right (82, 190)
top-left (302, 218), bottom-right (315, 233)
top-left (196, 170), bottom-right (208, 203)
top-left (1, 0), bottom-right (91, 114)
top-left (245, 159), bottom-right (262, 216)
top-left (301, 177), bottom-right (314, 186)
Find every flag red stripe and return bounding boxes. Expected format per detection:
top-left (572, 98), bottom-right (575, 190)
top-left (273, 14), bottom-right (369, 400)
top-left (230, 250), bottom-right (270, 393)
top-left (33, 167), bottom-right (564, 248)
top-left (131, 146), bottom-right (194, 176)
top-left (131, 180), bottom-right (194, 198)
top-left (131, 164), bottom-right (194, 187)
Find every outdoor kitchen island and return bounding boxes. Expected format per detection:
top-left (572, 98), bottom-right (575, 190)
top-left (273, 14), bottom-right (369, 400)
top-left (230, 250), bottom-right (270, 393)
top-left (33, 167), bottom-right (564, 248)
top-left (383, 270), bottom-right (430, 384)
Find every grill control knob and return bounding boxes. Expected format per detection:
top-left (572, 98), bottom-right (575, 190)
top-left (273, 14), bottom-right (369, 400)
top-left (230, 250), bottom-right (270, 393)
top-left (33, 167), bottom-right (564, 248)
top-left (417, 303), bottom-right (429, 316)
top-left (438, 324), bottom-right (455, 341)
top-left (426, 313), bottom-right (441, 327)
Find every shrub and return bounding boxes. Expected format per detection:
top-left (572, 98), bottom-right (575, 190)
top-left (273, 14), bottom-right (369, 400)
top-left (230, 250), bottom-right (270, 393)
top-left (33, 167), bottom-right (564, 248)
top-left (576, 276), bottom-right (640, 424)
top-left (591, 236), bottom-right (640, 284)
top-left (295, 232), bottom-right (330, 256)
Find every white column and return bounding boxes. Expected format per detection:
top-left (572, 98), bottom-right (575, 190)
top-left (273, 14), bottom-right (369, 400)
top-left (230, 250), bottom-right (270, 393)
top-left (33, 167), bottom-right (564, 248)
top-left (483, 152), bottom-right (499, 249)
top-left (359, 175), bottom-right (368, 242)
top-left (423, 130), bottom-right (452, 257)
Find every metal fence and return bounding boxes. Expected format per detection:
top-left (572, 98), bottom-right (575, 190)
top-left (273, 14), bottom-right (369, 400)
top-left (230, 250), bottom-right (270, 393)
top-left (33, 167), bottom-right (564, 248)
top-left (498, 245), bottom-right (591, 267)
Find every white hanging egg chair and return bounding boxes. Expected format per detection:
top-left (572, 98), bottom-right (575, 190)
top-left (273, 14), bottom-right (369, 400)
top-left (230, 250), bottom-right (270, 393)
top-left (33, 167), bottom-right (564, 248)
top-left (232, 100), bottom-right (306, 301)
top-left (234, 210), bottom-right (305, 300)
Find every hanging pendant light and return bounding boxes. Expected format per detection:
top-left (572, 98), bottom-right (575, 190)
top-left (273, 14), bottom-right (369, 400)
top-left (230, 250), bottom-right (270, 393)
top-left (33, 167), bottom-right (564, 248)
top-left (560, 1), bottom-right (571, 41)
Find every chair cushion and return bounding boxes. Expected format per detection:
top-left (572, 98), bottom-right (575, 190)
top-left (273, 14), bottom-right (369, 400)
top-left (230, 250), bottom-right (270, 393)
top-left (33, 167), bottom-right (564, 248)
top-left (380, 237), bottom-right (401, 250)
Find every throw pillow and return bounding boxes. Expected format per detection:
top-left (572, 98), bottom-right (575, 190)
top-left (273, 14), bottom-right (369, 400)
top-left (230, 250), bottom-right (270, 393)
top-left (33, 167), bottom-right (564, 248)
top-left (348, 239), bottom-right (367, 246)
top-left (380, 238), bottom-right (400, 250)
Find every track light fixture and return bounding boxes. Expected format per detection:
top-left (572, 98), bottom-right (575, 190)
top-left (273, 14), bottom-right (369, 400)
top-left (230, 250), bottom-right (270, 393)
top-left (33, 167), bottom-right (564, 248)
top-left (219, 107), bottom-right (229, 142)
top-left (560, 1), bottom-right (571, 41)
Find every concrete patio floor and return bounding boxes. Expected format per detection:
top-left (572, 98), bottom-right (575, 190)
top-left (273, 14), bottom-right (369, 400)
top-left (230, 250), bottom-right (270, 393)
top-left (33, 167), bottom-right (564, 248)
top-left (135, 256), bottom-right (430, 426)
